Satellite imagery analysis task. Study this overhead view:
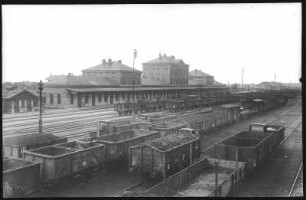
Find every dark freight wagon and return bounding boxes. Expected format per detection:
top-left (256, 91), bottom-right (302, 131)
top-left (213, 104), bottom-right (240, 124)
top-left (129, 133), bottom-right (201, 180)
top-left (3, 157), bottom-right (41, 197)
top-left (97, 117), bottom-right (152, 136)
top-left (152, 121), bottom-right (187, 137)
top-left (214, 123), bottom-right (285, 173)
top-left (93, 129), bottom-right (160, 162)
top-left (3, 133), bottom-right (67, 158)
top-left (23, 141), bottom-right (105, 182)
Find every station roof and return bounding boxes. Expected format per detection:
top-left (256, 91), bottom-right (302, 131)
top-left (146, 133), bottom-right (198, 152)
top-left (2, 89), bottom-right (42, 100)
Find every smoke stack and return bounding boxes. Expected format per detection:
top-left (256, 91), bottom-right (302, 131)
top-left (108, 59), bottom-right (112, 65)
top-left (102, 59), bottom-right (106, 64)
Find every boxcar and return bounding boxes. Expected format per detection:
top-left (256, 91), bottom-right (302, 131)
top-left (97, 116), bottom-right (152, 136)
top-left (3, 157), bottom-right (41, 198)
top-left (214, 124), bottom-right (285, 173)
top-left (3, 133), bottom-right (67, 159)
top-left (93, 129), bottom-right (160, 162)
top-left (23, 141), bottom-right (105, 182)
top-left (129, 133), bottom-right (201, 181)
top-left (152, 121), bottom-right (187, 137)
top-left (213, 104), bottom-right (240, 124)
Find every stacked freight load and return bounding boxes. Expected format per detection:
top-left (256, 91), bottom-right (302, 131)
top-left (3, 157), bottom-right (41, 198)
top-left (93, 129), bottom-right (160, 162)
top-left (97, 116), bottom-right (152, 136)
top-left (3, 133), bottom-right (67, 159)
top-left (129, 133), bottom-right (201, 180)
top-left (23, 141), bottom-right (105, 183)
top-left (214, 124), bottom-right (285, 173)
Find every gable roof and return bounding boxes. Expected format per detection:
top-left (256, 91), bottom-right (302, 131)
top-left (189, 69), bottom-right (213, 77)
top-left (82, 60), bottom-right (141, 73)
top-left (45, 75), bottom-right (120, 86)
top-left (143, 54), bottom-right (188, 65)
top-left (2, 88), bottom-right (42, 99)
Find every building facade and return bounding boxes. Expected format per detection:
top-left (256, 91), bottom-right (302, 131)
top-left (142, 54), bottom-right (189, 86)
top-left (2, 89), bottom-right (46, 114)
top-left (189, 69), bottom-right (215, 86)
top-left (82, 59), bottom-right (141, 86)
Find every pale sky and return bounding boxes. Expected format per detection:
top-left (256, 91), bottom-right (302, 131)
top-left (2, 3), bottom-right (301, 84)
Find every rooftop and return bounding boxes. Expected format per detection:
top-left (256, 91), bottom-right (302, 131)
top-left (147, 133), bottom-right (198, 151)
top-left (45, 74), bottom-right (120, 86)
top-left (2, 88), bottom-right (43, 99)
top-left (189, 69), bottom-right (213, 77)
top-left (82, 59), bottom-right (141, 73)
top-left (143, 54), bottom-right (188, 66)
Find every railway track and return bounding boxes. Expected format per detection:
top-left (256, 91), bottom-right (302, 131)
top-left (289, 162), bottom-right (303, 196)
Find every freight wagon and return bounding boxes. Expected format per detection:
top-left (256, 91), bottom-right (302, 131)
top-left (214, 123), bottom-right (285, 173)
top-left (23, 141), bottom-right (105, 183)
top-left (129, 133), bottom-right (201, 181)
top-left (143, 158), bottom-right (246, 197)
top-left (93, 129), bottom-right (160, 162)
top-left (138, 113), bottom-right (176, 124)
top-left (213, 104), bottom-right (240, 125)
top-left (96, 116), bottom-right (152, 136)
top-left (152, 121), bottom-right (187, 137)
top-left (3, 133), bottom-right (67, 159)
top-left (3, 157), bottom-right (41, 198)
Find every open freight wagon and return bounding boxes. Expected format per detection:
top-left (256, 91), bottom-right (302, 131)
top-left (23, 141), bottom-right (105, 183)
top-left (3, 157), bottom-right (41, 198)
top-left (3, 133), bottom-right (67, 159)
top-left (96, 116), bottom-right (152, 136)
top-left (129, 133), bottom-right (201, 181)
top-left (93, 129), bottom-right (160, 163)
top-left (214, 123), bottom-right (285, 173)
top-left (138, 113), bottom-right (177, 124)
top-left (143, 158), bottom-right (246, 197)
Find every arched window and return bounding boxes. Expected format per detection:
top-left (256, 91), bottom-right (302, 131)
top-left (57, 94), bottom-right (61, 104)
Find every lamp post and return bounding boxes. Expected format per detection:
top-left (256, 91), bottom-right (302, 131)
top-left (37, 80), bottom-right (43, 134)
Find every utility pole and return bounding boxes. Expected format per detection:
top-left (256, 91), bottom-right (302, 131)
top-left (132, 49), bottom-right (137, 115)
top-left (37, 80), bottom-right (43, 134)
top-left (241, 68), bottom-right (244, 93)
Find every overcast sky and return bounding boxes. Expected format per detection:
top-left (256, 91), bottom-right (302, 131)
top-left (2, 3), bottom-right (301, 84)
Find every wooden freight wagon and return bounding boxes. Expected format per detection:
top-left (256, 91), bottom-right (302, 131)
top-left (93, 129), bottom-right (160, 162)
top-left (23, 141), bottom-right (105, 183)
top-left (152, 121), bottom-right (187, 137)
top-left (3, 157), bottom-right (41, 198)
top-left (138, 113), bottom-right (176, 124)
top-left (97, 116), bottom-right (152, 136)
top-left (214, 124), bottom-right (285, 173)
top-left (129, 133), bottom-right (201, 181)
top-left (3, 133), bottom-right (67, 159)
top-left (213, 104), bottom-right (240, 124)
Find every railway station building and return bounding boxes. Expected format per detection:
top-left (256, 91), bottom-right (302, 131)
top-left (2, 89), bottom-right (46, 114)
top-left (142, 54), bottom-right (189, 86)
top-left (189, 69), bottom-right (215, 86)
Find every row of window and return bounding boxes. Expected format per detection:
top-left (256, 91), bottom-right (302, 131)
top-left (50, 94), bottom-right (61, 104)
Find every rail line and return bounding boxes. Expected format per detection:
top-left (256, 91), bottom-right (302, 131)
top-left (288, 162), bottom-right (303, 196)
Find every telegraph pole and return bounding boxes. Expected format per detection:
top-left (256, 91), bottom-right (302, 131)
top-left (241, 69), bottom-right (244, 93)
top-left (132, 49), bottom-right (137, 115)
top-left (37, 80), bottom-right (43, 134)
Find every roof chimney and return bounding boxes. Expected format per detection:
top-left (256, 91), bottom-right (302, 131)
top-left (102, 59), bottom-right (106, 64)
top-left (170, 55), bottom-right (175, 59)
top-left (108, 59), bottom-right (112, 65)
top-left (159, 53), bottom-right (162, 60)
top-left (117, 60), bottom-right (122, 64)
top-left (163, 53), bottom-right (166, 57)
